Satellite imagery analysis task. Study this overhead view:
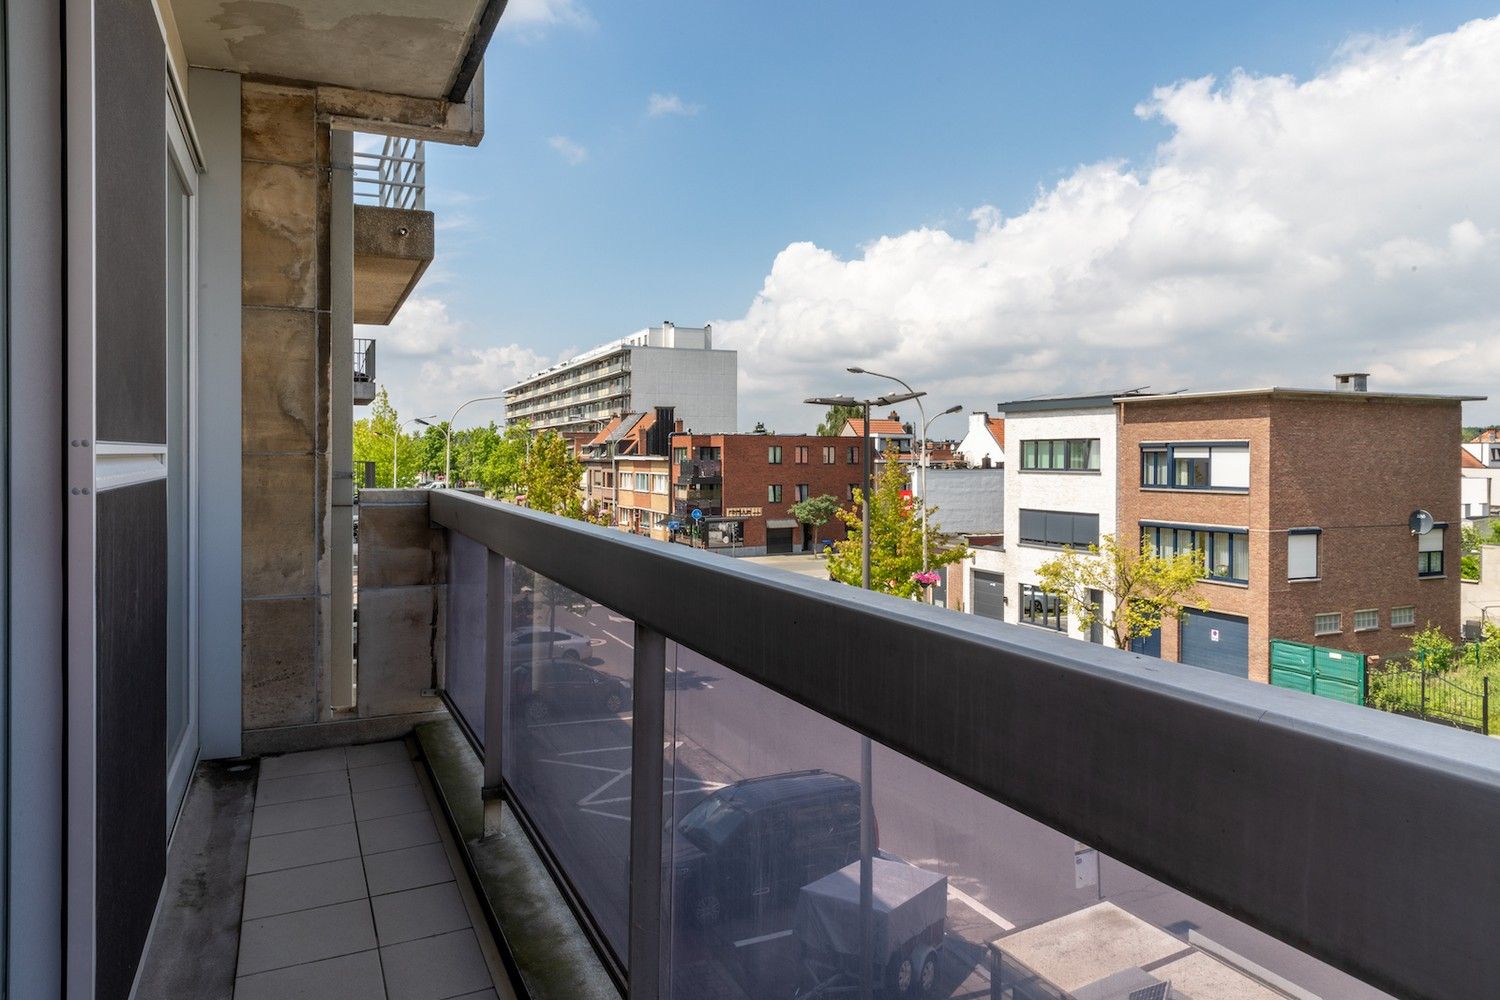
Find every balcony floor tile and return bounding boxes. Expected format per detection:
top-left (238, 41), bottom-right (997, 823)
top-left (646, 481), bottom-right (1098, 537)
top-left (371, 881), bottom-right (470, 946)
top-left (364, 841), bottom-right (454, 896)
top-left (381, 929), bottom-right (494, 1000)
top-left (243, 857), bottom-right (369, 920)
top-left (246, 821), bottom-right (360, 875)
top-left (234, 948), bottom-right (386, 1000)
top-left (251, 793), bottom-right (355, 838)
top-left (236, 898), bottom-right (376, 977)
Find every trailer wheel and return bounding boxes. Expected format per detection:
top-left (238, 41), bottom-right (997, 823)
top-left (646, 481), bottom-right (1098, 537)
top-left (886, 953), bottom-right (915, 995)
top-left (692, 892), bottom-right (722, 927)
top-left (915, 946), bottom-right (938, 995)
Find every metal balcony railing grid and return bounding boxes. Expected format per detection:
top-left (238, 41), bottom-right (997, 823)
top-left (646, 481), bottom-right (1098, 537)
top-left (430, 490), bottom-right (1500, 1000)
top-left (353, 337), bottom-right (376, 382)
top-left (353, 135), bottom-right (426, 210)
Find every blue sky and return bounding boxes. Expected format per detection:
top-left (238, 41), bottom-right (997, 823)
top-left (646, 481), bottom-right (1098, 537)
top-left (373, 1), bottom-right (1500, 434)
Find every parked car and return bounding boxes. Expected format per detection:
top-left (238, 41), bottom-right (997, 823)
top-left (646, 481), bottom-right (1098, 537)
top-left (508, 624), bottom-right (593, 660)
top-left (514, 658), bottom-right (628, 724)
top-left (672, 770), bottom-right (872, 927)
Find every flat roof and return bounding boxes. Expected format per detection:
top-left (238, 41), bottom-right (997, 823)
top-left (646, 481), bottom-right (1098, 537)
top-left (998, 389), bottom-right (1153, 414)
top-left (1115, 387), bottom-right (1485, 405)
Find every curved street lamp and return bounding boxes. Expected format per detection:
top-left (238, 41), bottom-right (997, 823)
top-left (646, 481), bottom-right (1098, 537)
top-left (443, 394), bottom-right (506, 488)
top-left (392, 415), bottom-right (434, 487)
top-left (847, 367), bottom-right (961, 599)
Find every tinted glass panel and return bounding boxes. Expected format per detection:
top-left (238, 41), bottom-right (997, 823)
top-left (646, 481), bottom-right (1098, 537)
top-left (505, 566), bottom-right (634, 963)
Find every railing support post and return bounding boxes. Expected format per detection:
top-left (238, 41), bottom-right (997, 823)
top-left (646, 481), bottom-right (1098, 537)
top-left (1485, 677), bottom-right (1491, 738)
top-left (627, 625), bottom-right (667, 1000)
top-left (481, 551), bottom-right (509, 839)
top-left (1420, 668), bottom-right (1428, 720)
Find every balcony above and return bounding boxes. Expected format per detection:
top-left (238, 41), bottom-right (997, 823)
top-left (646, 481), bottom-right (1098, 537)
top-left (354, 338), bottom-right (377, 406)
top-left (171, 0), bottom-right (496, 104)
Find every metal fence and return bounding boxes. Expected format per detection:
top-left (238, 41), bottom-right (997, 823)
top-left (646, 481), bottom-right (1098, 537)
top-left (354, 337), bottom-right (375, 382)
top-left (429, 489), bottom-right (1500, 1000)
top-left (353, 135), bottom-right (425, 210)
top-left (1368, 663), bottom-right (1491, 735)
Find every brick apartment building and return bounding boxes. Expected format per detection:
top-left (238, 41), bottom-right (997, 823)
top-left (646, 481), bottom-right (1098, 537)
top-left (1117, 376), bottom-right (1473, 682)
top-left (670, 433), bottom-right (856, 554)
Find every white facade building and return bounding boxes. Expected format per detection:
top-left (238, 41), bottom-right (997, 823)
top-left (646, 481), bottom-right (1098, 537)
top-left (977, 393), bottom-right (1126, 643)
top-left (504, 322), bottom-right (737, 434)
top-left (955, 411), bottom-right (1006, 468)
top-left (1461, 439), bottom-right (1500, 520)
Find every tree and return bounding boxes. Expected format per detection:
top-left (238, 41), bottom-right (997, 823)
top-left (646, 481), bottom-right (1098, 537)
top-left (817, 403), bottom-right (862, 437)
top-left (1035, 534), bottom-right (1207, 649)
top-left (518, 430), bottom-right (601, 522)
top-left (826, 444), bottom-right (968, 598)
top-left (789, 494), bottom-right (841, 553)
top-left (352, 387), bottom-right (425, 487)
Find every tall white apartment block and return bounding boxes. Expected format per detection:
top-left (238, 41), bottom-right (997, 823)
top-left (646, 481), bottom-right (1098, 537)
top-left (504, 322), bottom-right (738, 434)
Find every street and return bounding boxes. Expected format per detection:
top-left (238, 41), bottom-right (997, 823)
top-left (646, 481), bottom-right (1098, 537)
top-left (504, 591), bottom-right (1388, 999)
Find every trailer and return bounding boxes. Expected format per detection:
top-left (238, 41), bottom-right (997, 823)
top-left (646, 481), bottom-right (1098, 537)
top-left (792, 856), bottom-right (947, 998)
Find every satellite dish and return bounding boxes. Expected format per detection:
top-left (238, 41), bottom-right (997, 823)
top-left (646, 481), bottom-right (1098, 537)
top-left (1409, 509), bottom-right (1435, 535)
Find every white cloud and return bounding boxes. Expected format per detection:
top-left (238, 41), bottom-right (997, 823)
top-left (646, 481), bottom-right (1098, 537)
top-left (548, 134), bottom-right (588, 165)
top-left (647, 92), bottom-right (701, 118)
top-left (500, 0), bottom-right (594, 38)
top-left (716, 15), bottom-right (1500, 428)
top-left (358, 297), bottom-right (552, 426)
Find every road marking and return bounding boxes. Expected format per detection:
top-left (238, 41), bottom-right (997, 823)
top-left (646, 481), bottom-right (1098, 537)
top-left (559, 744), bottom-right (632, 756)
top-left (607, 614), bottom-right (630, 623)
top-left (540, 759), bottom-right (621, 774)
top-left (949, 885), bottom-right (1014, 931)
top-left (602, 628), bottom-right (633, 648)
top-left (527, 713), bottom-right (632, 728)
top-left (581, 807), bottom-right (630, 822)
top-left (733, 929), bottom-right (793, 949)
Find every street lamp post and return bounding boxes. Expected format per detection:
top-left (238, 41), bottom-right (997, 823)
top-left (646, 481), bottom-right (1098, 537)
top-left (849, 367), bottom-right (960, 603)
top-left (443, 394), bottom-right (506, 488)
top-left (806, 387), bottom-right (923, 1000)
top-left (392, 415), bottom-right (434, 487)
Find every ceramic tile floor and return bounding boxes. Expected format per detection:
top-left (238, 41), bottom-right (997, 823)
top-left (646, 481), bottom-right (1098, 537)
top-left (233, 741), bottom-right (505, 1000)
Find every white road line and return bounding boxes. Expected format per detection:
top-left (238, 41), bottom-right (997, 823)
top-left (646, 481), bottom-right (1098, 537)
top-left (539, 759), bottom-right (620, 774)
top-left (949, 885), bottom-right (1014, 931)
top-left (558, 745), bottom-right (633, 756)
top-left (602, 628), bottom-right (633, 648)
top-left (527, 714), bottom-right (633, 728)
top-left (581, 807), bottom-right (630, 822)
top-left (733, 929), bottom-right (793, 949)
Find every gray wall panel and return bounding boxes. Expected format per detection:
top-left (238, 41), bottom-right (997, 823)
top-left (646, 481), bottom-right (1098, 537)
top-left (95, 0), bottom-right (165, 445)
top-left (95, 480), bottom-right (168, 1000)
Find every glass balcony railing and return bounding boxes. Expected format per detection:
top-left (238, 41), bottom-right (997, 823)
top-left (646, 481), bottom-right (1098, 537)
top-left (432, 490), bottom-right (1500, 1000)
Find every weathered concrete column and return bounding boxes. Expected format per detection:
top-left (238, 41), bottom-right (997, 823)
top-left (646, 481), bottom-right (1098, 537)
top-left (356, 490), bottom-right (448, 718)
top-left (240, 83), bottom-right (330, 734)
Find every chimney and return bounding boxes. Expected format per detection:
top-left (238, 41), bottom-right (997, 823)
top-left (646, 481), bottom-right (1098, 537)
top-left (1334, 372), bottom-right (1369, 393)
top-left (674, 418), bottom-right (684, 432)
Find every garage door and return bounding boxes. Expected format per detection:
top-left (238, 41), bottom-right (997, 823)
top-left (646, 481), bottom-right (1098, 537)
top-left (973, 571), bottom-right (1004, 621)
top-left (765, 526), bottom-right (794, 554)
top-left (1179, 610), bottom-right (1249, 678)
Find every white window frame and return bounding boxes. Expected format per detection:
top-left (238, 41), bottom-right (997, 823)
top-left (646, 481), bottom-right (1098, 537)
top-left (1288, 530), bottom-right (1320, 581)
top-left (1314, 612), bottom-right (1342, 636)
top-left (1353, 609), bottom-right (1379, 632)
top-left (1391, 606), bottom-right (1416, 628)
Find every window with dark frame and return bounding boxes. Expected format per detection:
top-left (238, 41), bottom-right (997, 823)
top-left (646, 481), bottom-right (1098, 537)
top-left (768, 484), bottom-right (783, 503)
top-left (1020, 438), bottom-right (1100, 472)
top-left (1418, 525), bottom-right (1445, 577)
top-left (822, 446), bottom-right (836, 463)
top-left (1018, 509), bottom-right (1099, 549)
top-left (847, 446), bottom-right (859, 464)
top-left (795, 484), bottom-right (810, 502)
top-left (1139, 442), bottom-right (1250, 491)
top-left (768, 445), bottom-right (783, 464)
top-left (1145, 523), bottom-right (1250, 583)
top-left (1019, 583), bottom-right (1067, 631)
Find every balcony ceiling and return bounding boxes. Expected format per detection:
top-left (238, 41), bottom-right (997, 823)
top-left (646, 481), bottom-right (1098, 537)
top-left (172, 0), bottom-right (495, 100)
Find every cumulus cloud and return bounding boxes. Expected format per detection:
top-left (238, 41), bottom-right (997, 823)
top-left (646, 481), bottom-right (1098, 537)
top-left (717, 16), bottom-right (1500, 428)
top-left (500, 0), bottom-right (594, 37)
top-left (647, 92), bottom-right (701, 118)
top-left (548, 134), bottom-right (588, 165)
top-left (357, 297), bottom-right (552, 425)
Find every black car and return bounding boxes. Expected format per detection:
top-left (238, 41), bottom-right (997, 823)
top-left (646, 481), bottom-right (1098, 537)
top-left (672, 770), bottom-right (872, 926)
top-left (514, 658), bottom-right (628, 724)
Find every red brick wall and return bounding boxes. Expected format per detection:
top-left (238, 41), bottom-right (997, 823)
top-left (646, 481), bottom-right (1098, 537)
top-left (1119, 393), bottom-right (1463, 681)
top-left (1118, 397), bottom-right (1273, 678)
top-left (1265, 395), bottom-right (1461, 666)
top-left (673, 433), bottom-right (853, 550)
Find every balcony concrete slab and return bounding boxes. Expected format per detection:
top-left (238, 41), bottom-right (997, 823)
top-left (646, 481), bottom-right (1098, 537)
top-left (251, 793), bottom-right (355, 837)
top-left (359, 809), bottom-right (440, 854)
top-left (353, 781), bottom-right (429, 821)
top-left (365, 841), bottom-right (456, 896)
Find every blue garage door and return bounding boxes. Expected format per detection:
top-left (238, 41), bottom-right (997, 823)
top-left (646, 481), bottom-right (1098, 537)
top-left (1130, 627), bottom-right (1161, 658)
top-left (1179, 610), bottom-right (1249, 678)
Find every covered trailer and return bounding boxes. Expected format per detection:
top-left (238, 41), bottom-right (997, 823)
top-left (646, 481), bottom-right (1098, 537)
top-left (794, 857), bottom-right (948, 998)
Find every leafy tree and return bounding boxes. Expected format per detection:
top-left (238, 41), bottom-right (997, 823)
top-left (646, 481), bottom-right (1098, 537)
top-left (1407, 624), bottom-right (1456, 672)
top-left (827, 444), bottom-right (968, 597)
top-left (352, 387), bottom-right (425, 487)
top-left (817, 403), bottom-right (863, 437)
top-left (789, 494), bottom-right (842, 552)
top-left (1035, 534), bottom-right (1207, 649)
top-left (518, 430), bottom-right (601, 522)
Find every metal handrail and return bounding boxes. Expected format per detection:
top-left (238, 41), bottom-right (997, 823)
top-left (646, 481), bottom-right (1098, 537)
top-left (353, 338), bottom-right (376, 381)
top-left (429, 488), bottom-right (1500, 1000)
top-left (353, 135), bottom-right (425, 210)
